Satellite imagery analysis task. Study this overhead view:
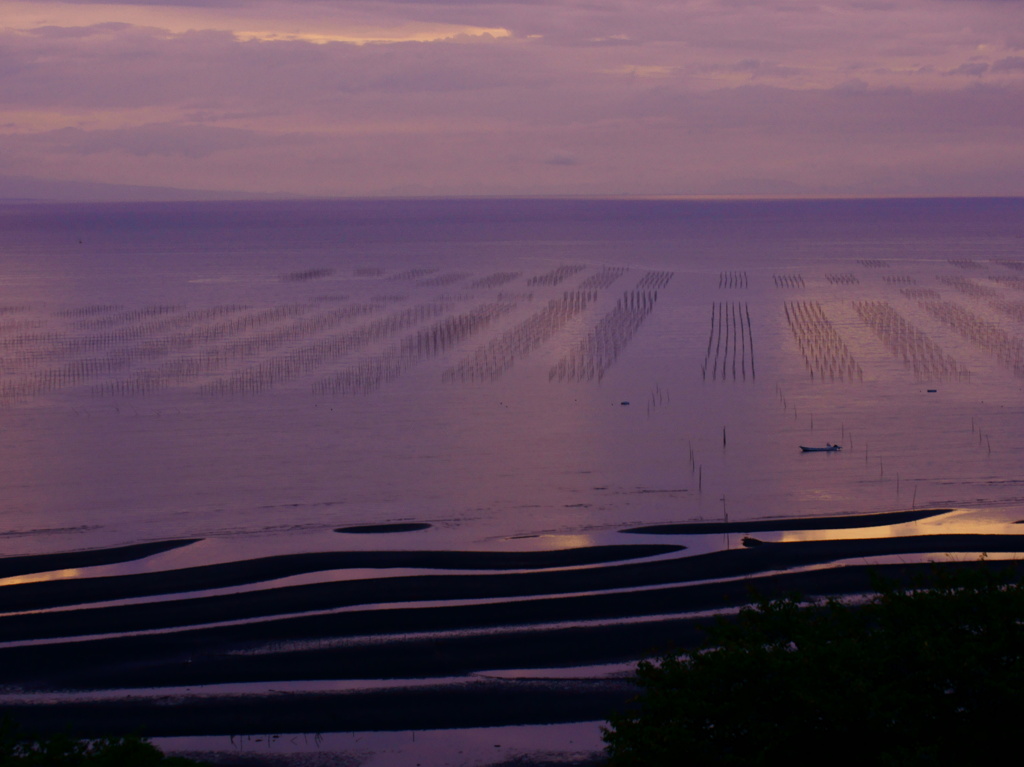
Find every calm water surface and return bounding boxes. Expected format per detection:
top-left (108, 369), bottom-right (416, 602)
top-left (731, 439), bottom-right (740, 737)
top-left (1, 198), bottom-right (1022, 560)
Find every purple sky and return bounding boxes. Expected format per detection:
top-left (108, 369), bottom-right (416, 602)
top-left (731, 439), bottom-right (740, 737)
top-left (2, 0), bottom-right (1023, 198)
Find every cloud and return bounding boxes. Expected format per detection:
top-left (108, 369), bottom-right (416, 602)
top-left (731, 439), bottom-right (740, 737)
top-left (0, 23), bottom-right (541, 116)
top-left (992, 55), bottom-right (1024, 71)
top-left (946, 61), bottom-right (990, 76)
top-left (40, 122), bottom-right (275, 158)
top-left (2, 0), bottom-right (1024, 196)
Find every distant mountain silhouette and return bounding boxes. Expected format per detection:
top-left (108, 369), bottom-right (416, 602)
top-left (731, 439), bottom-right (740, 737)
top-left (0, 174), bottom-right (288, 203)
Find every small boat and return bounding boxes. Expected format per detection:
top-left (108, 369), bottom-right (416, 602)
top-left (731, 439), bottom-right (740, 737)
top-left (800, 444), bottom-right (842, 452)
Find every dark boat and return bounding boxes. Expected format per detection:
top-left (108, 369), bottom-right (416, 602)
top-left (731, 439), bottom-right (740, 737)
top-left (800, 444), bottom-right (842, 452)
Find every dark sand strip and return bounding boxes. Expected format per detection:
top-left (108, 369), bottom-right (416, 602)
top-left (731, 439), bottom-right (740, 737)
top-left (0, 539), bottom-right (201, 579)
top-left (3, 559), bottom-right (1023, 693)
top-left (336, 523), bottom-right (431, 533)
top-left (0, 679), bottom-right (635, 738)
top-left (622, 507), bottom-right (951, 534)
top-left (0, 545), bottom-right (684, 613)
top-left (1, 534), bottom-right (1019, 641)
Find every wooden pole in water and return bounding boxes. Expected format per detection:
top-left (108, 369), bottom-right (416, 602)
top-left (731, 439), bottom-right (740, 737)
top-left (722, 496), bottom-right (729, 550)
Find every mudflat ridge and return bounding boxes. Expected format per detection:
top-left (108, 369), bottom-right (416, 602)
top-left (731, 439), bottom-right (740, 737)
top-left (1, 525), bottom-right (1022, 737)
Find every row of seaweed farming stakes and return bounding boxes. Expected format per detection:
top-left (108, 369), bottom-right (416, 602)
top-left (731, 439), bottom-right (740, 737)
top-left (636, 271), bottom-right (674, 290)
top-left (989, 275), bottom-right (1024, 292)
top-left (56, 304), bottom-right (124, 318)
top-left (853, 301), bottom-right (969, 382)
top-left (7, 298), bottom-right (500, 401)
top-left (883, 275), bottom-right (915, 285)
top-left (199, 304), bottom-right (385, 363)
top-left (578, 267), bottom-right (629, 290)
top-left (774, 274), bottom-right (805, 288)
top-left (997, 260), bottom-right (1024, 272)
top-left (527, 265), bottom-right (586, 287)
top-left (4, 306), bottom-right (293, 397)
top-left (826, 273), bottom-right (859, 286)
top-left (417, 272), bottom-right (470, 288)
top-left (994, 301), bottom-right (1024, 322)
top-left (74, 304), bottom-right (184, 330)
top-left (949, 259), bottom-right (983, 269)
top-left (921, 300), bottom-right (1024, 378)
top-left (702, 301), bottom-right (755, 382)
top-left (470, 272), bottom-right (521, 289)
top-left (54, 305), bottom-right (259, 359)
top-left (102, 303), bottom-right (390, 397)
top-left (0, 330), bottom-right (63, 353)
top-left (388, 268), bottom-right (438, 282)
top-left (901, 287), bottom-right (940, 300)
top-left (398, 303), bottom-right (517, 359)
top-left (719, 271), bottom-right (748, 289)
top-left (783, 300), bottom-right (862, 382)
top-left (0, 356), bottom-right (130, 401)
top-left (857, 259), bottom-right (890, 268)
top-left (204, 303), bottom-right (453, 396)
top-left (549, 291), bottom-right (659, 382)
top-left (444, 292), bottom-right (592, 382)
top-left (0, 318), bottom-right (43, 335)
top-left (354, 267), bottom-right (385, 277)
top-left (315, 302), bottom-right (517, 395)
top-left (645, 383), bottom-right (670, 417)
top-left (937, 275), bottom-right (1000, 299)
top-left (281, 268), bottom-right (335, 282)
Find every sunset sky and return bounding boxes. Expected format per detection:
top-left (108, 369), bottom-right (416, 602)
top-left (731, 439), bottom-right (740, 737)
top-left (1, 0), bottom-right (1023, 199)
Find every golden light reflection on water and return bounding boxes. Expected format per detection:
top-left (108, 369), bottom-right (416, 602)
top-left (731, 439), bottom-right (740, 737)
top-left (778, 507), bottom-right (1023, 544)
top-left (0, 568), bottom-right (82, 588)
top-left (504, 534), bottom-right (603, 552)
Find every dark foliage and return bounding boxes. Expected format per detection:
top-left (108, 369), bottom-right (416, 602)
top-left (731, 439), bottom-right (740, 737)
top-left (603, 566), bottom-right (1024, 766)
top-left (0, 720), bottom-right (206, 766)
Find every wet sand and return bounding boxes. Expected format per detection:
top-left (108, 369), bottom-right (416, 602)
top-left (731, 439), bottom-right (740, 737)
top-left (622, 507), bottom-right (952, 534)
top-left (2, 518), bottom-right (1024, 738)
top-left (0, 543), bottom-right (685, 613)
top-left (0, 539), bottom-right (200, 579)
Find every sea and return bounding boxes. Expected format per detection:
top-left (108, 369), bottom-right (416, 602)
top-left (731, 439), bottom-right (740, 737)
top-left (1, 196), bottom-right (1023, 564)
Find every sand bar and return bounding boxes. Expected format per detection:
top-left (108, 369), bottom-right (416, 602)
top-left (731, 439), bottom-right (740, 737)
top-left (0, 539), bottom-right (201, 579)
top-left (622, 507), bottom-right (952, 534)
